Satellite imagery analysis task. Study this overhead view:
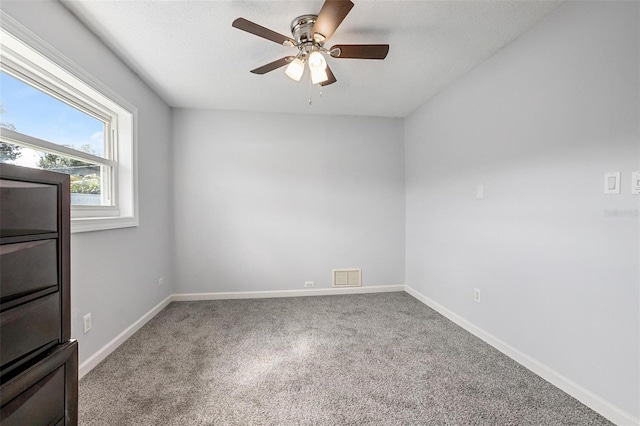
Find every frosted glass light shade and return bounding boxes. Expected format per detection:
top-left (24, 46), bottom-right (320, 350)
top-left (311, 68), bottom-right (329, 85)
top-left (308, 51), bottom-right (327, 71)
top-left (285, 58), bottom-right (305, 81)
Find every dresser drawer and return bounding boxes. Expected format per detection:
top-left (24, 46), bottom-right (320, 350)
top-left (0, 240), bottom-right (58, 303)
top-left (0, 365), bottom-right (64, 426)
top-left (0, 179), bottom-right (58, 237)
top-left (0, 340), bottom-right (77, 426)
top-left (0, 293), bottom-right (60, 370)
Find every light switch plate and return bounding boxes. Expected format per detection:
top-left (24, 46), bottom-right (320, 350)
top-left (632, 172), bottom-right (640, 195)
top-left (604, 172), bottom-right (620, 194)
top-left (476, 184), bottom-right (484, 200)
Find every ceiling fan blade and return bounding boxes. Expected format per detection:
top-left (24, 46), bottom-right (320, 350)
top-left (312, 0), bottom-right (354, 42)
top-left (330, 44), bottom-right (389, 60)
top-left (232, 18), bottom-right (295, 46)
top-left (250, 57), bottom-right (295, 74)
top-left (320, 65), bottom-right (337, 86)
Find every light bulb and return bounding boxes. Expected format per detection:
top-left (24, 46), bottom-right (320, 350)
top-left (308, 51), bottom-right (327, 72)
top-left (285, 58), bottom-right (305, 81)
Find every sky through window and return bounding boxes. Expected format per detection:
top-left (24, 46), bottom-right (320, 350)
top-left (0, 70), bottom-right (105, 167)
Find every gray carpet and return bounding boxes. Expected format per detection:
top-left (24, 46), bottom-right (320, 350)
top-left (79, 292), bottom-right (612, 425)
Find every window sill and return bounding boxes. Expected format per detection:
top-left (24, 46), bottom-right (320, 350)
top-left (71, 215), bottom-right (138, 233)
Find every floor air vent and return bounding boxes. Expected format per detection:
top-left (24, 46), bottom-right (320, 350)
top-left (332, 268), bottom-right (362, 287)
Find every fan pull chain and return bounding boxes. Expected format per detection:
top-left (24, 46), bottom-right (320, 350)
top-left (308, 72), bottom-right (313, 105)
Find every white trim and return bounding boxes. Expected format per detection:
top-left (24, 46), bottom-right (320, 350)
top-left (0, 128), bottom-right (115, 167)
top-left (1, 11), bottom-right (139, 233)
top-left (172, 285), bottom-right (405, 302)
top-left (78, 295), bottom-right (171, 379)
top-left (71, 215), bottom-right (138, 234)
top-left (404, 285), bottom-right (639, 426)
top-left (78, 284), bottom-right (637, 426)
top-left (0, 11), bottom-right (137, 116)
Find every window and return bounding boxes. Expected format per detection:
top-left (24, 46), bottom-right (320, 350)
top-left (1, 71), bottom-right (111, 207)
top-left (0, 18), bottom-right (137, 233)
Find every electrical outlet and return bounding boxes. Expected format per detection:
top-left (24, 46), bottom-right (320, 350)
top-left (83, 313), bottom-right (92, 333)
top-left (474, 288), bottom-right (481, 303)
top-left (158, 277), bottom-right (165, 287)
top-left (304, 281), bottom-right (314, 288)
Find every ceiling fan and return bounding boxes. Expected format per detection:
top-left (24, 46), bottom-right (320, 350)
top-left (232, 0), bottom-right (389, 87)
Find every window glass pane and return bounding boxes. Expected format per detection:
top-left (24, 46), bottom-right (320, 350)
top-left (0, 70), bottom-right (106, 158)
top-left (0, 141), bottom-right (109, 206)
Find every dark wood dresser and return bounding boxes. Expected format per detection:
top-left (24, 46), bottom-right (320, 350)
top-left (0, 163), bottom-right (78, 425)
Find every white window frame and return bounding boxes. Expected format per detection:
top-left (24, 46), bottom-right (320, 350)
top-left (0, 12), bottom-right (138, 233)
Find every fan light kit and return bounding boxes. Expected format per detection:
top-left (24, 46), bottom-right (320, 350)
top-left (232, 0), bottom-right (389, 87)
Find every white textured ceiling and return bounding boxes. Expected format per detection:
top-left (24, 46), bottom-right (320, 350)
top-left (61, 0), bottom-right (562, 118)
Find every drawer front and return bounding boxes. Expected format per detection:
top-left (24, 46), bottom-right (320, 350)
top-left (0, 180), bottom-right (57, 236)
top-left (0, 366), bottom-right (64, 426)
top-left (0, 240), bottom-right (58, 302)
top-left (0, 293), bottom-right (60, 369)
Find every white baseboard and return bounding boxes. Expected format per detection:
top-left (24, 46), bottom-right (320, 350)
top-left (172, 284), bottom-right (405, 301)
top-left (404, 285), bottom-right (639, 426)
top-left (78, 284), bottom-right (636, 426)
top-left (78, 295), bottom-right (172, 379)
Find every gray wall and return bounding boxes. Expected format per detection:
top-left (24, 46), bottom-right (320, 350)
top-left (1, 1), bottom-right (174, 365)
top-left (405, 1), bottom-right (639, 418)
top-left (172, 109), bottom-right (405, 293)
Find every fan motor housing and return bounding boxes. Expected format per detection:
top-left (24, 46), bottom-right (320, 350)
top-left (291, 14), bottom-right (319, 45)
